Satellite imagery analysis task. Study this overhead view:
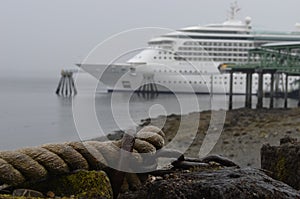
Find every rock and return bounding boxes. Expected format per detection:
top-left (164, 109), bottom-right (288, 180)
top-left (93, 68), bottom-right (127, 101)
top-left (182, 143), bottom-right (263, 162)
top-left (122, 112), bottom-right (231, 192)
top-left (233, 132), bottom-right (240, 136)
top-left (279, 135), bottom-right (297, 144)
top-left (18, 170), bottom-right (113, 198)
top-left (261, 137), bottom-right (300, 190)
top-left (46, 191), bottom-right (55, 198)
top-left (55, 170), bottom-right (112, 198)
top-left (119, 168), bottom-right (300, 199)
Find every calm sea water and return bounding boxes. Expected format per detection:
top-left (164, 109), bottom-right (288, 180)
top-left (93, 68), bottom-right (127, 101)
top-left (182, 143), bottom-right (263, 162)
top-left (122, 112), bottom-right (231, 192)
top-left (0, 73), bottom-right (298, 150)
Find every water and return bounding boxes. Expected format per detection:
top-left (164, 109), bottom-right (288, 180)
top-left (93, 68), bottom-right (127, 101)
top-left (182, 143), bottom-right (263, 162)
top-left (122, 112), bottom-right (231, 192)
top-left (0, 73), bottom-right (298, 150)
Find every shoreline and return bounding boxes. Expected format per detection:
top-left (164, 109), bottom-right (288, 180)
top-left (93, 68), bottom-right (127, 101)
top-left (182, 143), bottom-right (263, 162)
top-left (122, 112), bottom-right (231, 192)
top-left (1, 107), bottom-right (300, 198)
top-left (136, 107), bottom-right (300, 168)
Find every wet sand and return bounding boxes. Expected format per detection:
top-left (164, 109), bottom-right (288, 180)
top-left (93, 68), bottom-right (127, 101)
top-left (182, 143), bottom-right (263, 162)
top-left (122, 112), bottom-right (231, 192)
top-left (139, 107), bottom-right (300, 168)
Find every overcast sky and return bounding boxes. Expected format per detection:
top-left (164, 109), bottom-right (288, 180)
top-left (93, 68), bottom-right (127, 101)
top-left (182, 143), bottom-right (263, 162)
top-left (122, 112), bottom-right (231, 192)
top-left (1, 0), bottom-right (300, 78)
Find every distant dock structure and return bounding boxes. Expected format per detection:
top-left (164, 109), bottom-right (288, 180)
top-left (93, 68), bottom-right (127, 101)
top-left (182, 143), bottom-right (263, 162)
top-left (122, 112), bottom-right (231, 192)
top-left (136, 72), bottom-right (159, 99)
top-left (222, 42), bottom-right (300, 109)
top-left (56, 69), bottom-right (77, 97)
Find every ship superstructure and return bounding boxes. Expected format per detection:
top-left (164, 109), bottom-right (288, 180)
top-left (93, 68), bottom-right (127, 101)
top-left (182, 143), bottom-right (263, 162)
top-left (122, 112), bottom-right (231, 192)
top-left (79, 3), bottom-right (300, 94)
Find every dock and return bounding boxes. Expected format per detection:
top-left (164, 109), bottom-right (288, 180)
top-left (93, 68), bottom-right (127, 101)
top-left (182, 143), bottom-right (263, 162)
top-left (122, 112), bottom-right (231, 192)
top-left (223, 42), bottom-right (300, 109)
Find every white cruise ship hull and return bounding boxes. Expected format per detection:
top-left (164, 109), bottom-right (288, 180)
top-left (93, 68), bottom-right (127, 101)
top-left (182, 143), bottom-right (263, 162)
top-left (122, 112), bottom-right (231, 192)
top-left (79, 62), bottom-right (294, 95)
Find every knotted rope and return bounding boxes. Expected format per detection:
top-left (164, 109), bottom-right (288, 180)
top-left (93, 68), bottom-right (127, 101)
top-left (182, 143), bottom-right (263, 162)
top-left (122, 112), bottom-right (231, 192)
top-left (0, 126), bottom-right (165, 186)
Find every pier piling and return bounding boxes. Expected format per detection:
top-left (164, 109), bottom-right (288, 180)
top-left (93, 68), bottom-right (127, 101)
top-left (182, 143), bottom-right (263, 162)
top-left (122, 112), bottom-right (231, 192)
top-left (249, 72), bottom-right (253, 107)
top-left (298, 84), bottom-right (300, 107)
top-left (244, 73), bottom-right (249, 108)
top-left (228, 71), bottom-right (233, 110)
top-left (245, 71), bottom-right (253, 109)
top-left (137, 73), bottom-right (158, 99)
top-left (269, 73), bottom-right (275, 108)
top-left (256, 70), bottom-right (264, 109)
top-left (284, 74), bottom-right (289, 108)
top-left (56, 70), bottom-right (77, 97)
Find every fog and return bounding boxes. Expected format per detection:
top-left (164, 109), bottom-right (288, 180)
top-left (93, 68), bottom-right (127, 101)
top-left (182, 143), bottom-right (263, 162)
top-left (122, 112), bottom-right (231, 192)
top-left (0, 0), bottom-right (299, 78)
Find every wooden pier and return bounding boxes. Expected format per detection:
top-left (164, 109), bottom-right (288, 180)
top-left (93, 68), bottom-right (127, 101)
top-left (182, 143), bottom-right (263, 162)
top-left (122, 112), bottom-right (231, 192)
top-left (223, 42), bottom-right (300, 110)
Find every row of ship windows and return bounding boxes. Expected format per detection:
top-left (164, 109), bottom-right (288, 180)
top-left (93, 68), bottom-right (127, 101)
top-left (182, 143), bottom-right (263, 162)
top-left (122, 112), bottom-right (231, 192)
top-left (183, 41), bottom-right (253, 47)
top-left (151, 71), bottom-right (297, 82)
top-left (153, 56), bottom-right (249, 62)
top-left (178, 47), bottom-right (250, 51)
top-left (176, 52), bottom-right (248, 57)
top-left (154, 47), bottom-right (249, 56)
top-left (206, 48), bottom-right (249, 52)
top-left (215, 58), bottom-right (248, 62)
top-left (153, 56), bottom-right (173, 60)
top-left (155, 80), bottom-right (280, 86)
top-left (158, 51), bottom-right (173, 55)
top-left (174, 57), bottom-right (248, 62)
top-left (153, 70), bottom-right (244, 79)
top-left (153, 69), bottom-right (208, 74)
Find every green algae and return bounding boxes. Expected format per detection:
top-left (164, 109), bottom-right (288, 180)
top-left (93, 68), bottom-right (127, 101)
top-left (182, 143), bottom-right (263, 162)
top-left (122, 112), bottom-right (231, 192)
top-left (275, 156), bottom-right (287, 181)
top-left (13, 170), bottom-right (113, 199)
top-left (57, 170), bottom-right (112, 197)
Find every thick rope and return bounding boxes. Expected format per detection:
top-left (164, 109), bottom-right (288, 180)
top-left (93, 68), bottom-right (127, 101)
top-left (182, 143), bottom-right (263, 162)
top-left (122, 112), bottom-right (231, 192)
top-left (0, 126), bottom-right (165, 186)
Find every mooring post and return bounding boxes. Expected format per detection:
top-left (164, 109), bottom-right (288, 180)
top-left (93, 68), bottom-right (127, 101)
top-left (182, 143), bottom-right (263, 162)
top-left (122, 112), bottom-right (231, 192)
top-left (256, 70), bottom-right (264, 109)
top-left (229, 71), bottom-right (233, 110)
top-left (270, 72), bottom-right (275, 108)
top-left (284, 73), bottom-right (289, 108)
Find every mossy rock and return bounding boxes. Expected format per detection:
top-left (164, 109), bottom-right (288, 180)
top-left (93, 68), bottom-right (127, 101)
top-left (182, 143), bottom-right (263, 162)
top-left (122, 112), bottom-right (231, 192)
top-left (56, 170), bottom-right (112, 198)
top-left (275, 156), bottom-right (287, 181)
top-left (18, 170), bottom-right (113, 198)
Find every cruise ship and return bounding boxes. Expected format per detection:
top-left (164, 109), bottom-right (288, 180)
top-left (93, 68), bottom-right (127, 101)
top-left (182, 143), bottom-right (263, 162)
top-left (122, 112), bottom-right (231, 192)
top-left (78, 3), bottom-right (300, 94)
